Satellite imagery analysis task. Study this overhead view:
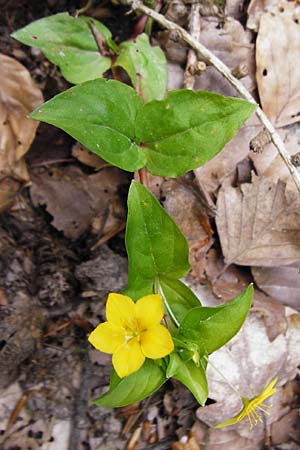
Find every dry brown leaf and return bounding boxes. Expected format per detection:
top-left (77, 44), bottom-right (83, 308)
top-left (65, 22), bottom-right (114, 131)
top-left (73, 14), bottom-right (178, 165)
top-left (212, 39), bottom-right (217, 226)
top-left (200, 248), bottom-right (251, 301)
top-left (30, 166), bottom-right (127, 239)
top-left (194, 17), bottom-right (256, 96)
top-left (250, 124), bottom-right (300, 193)
top-left (196, 309), bottom-right (300, 439)
top-left (71, 142), bottom-right (106, 169)
top-left (247, 0), bottom-right (279, 31)
top-left (0, 54), bottom-right (43, 211)
top-left (216, 175), bottom-right (300, 267)
top-left (194, 116), bottom-right (261, 196)
top-left (256, 2), bottom-right (300, 127)
top-left (252, 265), bottom-right (300, 309)
top-left (253, 290), bottom-right (287, 341)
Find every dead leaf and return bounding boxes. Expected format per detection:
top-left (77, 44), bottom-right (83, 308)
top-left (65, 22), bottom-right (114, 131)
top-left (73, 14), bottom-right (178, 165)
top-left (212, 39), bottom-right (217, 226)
top-left (0, 54), bottom-right (43, 211)
top-left (247, 0), bottom-right (279, 31)
top-left (30, 166), bottom-right (127, 239)
top-left (216, 175), bottom-right (300, 267)
top-left (250, 124), bottom-right (300, 193)
top-left (72, 142), bottom-right (106, 169)
top-left (194, 116), bottom-right (262, 196)
top-left (196, 309), bottom-right (300, 439)
top-left (252, 265), bottom-right (300, 309)
top-left (199, 248), bottom-right (251, 301)
top-left (194, 17), bottom-right (256, 96)
top-left (256, 2), bottom-right (300, 127)
top-left (271, 408), bottom-right (300, 445)
top-left (252, 290), bottom-right (287, 341)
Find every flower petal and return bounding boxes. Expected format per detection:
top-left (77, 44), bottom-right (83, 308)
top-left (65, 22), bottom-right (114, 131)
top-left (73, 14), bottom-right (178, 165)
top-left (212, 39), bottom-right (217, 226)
top-left (140, 324), bottom-right (174, 358)
top-left (106, 293), bottom-right (136, 327)
top-left (112, 338), bottom-right (145, 378)
top-left (136, 294), bottom-right (164, 330)
top-left (88, 322), bottom-right (124, 354)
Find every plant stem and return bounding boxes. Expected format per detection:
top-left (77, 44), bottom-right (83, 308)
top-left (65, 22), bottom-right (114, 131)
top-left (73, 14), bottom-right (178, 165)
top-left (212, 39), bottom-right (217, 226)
top-left (126, 0), bottom-right (300, 193)
top-left (154, 278), bottom-right (180, 327)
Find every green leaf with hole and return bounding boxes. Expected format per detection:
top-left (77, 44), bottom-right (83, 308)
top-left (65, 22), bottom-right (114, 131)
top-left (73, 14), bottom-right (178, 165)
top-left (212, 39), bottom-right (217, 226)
top-left (125, 182), bottom-right (190, 300)
top-left (30, 79), bottom-right (147, 172)
top-left (94, 359), bottom-right (166, 407)
top-left (12, 13), bottom-right (112, 84)
top-left (158, 276), bottom-right (201, 324)
top-left (167, 353), bottom-right (208, 406)
top-left (179, 284), bottom-right (253, 354)
top-left (115, 33), bottom-right (167, 102)
top-left (136, 90), bottom-right (256, 177)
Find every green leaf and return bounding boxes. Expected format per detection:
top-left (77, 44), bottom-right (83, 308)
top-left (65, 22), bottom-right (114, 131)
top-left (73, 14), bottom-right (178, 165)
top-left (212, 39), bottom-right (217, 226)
top-left (136, 90), bottom-right (257, 177)
top-left (115, 33), bottom-right (167, 102)
top-left (179, 284), bottom-right (253, 354)
top-left (12, 13), bottom-right (112, 84)
top-left (94, 360), bottom-right (166, 407)
top-left (125, 182), bottom-right (190, 300)
top-left (158, 276), bottom-right (200, 324)
top-left (30, 79), bottom-right (147, 172)
top-left (167, 353), bottom-right (208, 406)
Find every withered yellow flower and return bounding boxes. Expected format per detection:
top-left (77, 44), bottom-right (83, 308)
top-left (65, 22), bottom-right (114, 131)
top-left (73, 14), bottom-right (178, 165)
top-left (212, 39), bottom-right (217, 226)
top-left (88, 293), bottom-right (174, 378)
top-left (215, 378), bottom-right (278, 429)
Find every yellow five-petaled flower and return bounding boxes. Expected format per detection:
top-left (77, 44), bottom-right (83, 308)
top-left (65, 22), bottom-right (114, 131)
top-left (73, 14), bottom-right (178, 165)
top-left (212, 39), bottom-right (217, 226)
top-left (88, 293), bottom-right (174, 378)
top-left (215, 378), bottom-right (278, 429)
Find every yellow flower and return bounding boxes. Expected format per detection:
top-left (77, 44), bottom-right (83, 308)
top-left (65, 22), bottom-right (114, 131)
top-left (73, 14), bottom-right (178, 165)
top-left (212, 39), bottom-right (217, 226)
top-left (88, 293), bottom-right (174, 378)
top-left (215, 378), bottom-right (278, 429)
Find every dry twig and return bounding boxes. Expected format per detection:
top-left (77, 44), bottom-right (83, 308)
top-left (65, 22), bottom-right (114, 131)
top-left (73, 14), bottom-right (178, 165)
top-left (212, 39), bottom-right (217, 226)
top-left (127, 0), bottom-right (300, 193)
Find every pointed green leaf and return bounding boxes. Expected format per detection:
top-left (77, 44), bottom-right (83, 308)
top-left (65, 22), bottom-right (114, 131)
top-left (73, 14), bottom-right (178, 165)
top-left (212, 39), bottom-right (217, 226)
top-left (179, 284), bottom-right (253, 354)
top-left (136, 90), bottom-right (256, 177)
top-left (115, 33), bottom-right (167, 102)
top-left (94, 360), bottom-right (165, 407)
top-left (167, 353), bottom-right (208, 406)
top-left (125, 182), bottom-right (190, 300)
top-left (158, 276), bottom-right (201, 324)
top-left (30, 79), bottom-right (147, 172)
top-left (12, 13), bottom-right (112, 84)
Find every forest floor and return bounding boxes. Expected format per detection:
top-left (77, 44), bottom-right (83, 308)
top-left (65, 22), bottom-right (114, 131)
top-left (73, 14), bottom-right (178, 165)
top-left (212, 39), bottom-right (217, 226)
top-left (0, 0), bottom-right (300, 449)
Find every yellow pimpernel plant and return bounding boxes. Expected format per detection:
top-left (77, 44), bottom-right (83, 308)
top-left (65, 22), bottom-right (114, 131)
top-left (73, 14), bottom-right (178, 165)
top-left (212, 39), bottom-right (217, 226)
top-left (88, 293), bottom-right (174, 378)
top-left (216, 378), bottom-right (278, 429)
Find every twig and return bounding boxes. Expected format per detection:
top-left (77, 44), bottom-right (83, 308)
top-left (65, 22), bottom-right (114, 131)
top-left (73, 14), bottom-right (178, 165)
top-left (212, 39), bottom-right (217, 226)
top-left (127, 0), bottom-right (300, 193)
top-left (184, 2), bottom-right (201, 90)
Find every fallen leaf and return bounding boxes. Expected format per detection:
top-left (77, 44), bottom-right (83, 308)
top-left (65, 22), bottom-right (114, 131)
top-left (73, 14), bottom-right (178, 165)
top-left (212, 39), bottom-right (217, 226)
top-left (194, 115), bottom-right (261, 196)
top-left (199, 248), bottom-right (251, 301)
top-left (0, 54), bottom-right (43, 211)
top-left (72, 142), bottom-right (106, 169)
top-left (247, 0), bottom-right (278, 31)
top-left (252, 290), bottom-right (287, 341)
top-left (271, 408), bottom-right (300, 445)
top-left (252, 265), bottom-right (300, 309)
top-left (216, 175), bottom-right (300, 267)
top-left (196, 309), bottom-right (300, 439)
top-left (256, 2), bottom-right (300, 127)
top-left (194, 17), bottom-right (256, 96)
top-left (250, 124), bottom-right (300, 193)
top-left (30, 166), bottom-right (127, 239)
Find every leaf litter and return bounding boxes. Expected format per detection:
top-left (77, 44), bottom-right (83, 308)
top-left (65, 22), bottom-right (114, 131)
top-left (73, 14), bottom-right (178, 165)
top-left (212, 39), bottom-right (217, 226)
top-left (1, 0), bottom-right (300, 448)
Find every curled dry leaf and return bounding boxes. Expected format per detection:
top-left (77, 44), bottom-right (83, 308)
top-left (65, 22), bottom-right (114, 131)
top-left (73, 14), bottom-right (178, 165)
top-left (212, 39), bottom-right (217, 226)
top-left (0, 54), bottom-right (43, 211)
top-left (30, 166), bottom-right (127, 239)
top-left (71, 142), bottom-right (106, 169)
top-left (252, 265), bottom-right (300, 309)
top-left (256, 2), bottom-right (300, 127)
top-left (216, 175), bottom-right (300, 267)
top-left (197, 309), bottom-right (300, 439)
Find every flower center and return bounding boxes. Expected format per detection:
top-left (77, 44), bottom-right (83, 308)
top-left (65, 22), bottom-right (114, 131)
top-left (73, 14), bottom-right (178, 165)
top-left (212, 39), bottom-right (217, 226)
top-left (124, 322), bottom-right (141, 342)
